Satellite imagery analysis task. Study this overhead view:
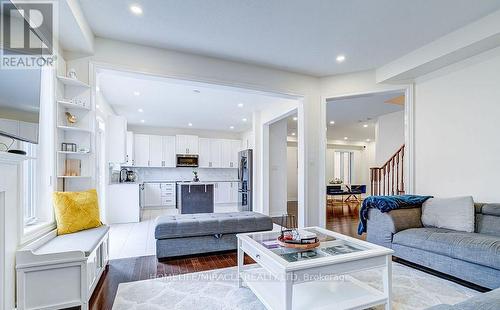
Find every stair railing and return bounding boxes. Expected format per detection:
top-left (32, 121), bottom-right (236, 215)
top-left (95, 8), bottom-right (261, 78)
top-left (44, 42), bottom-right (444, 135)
top-left (370, 144), bottom-right (405, 196)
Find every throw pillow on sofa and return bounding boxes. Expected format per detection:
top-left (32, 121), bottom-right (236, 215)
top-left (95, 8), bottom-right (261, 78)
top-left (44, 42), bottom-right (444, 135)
top-left (421, 196), bottom-right (475, 232)
top-left (53, 189), bottom-right (102, 235)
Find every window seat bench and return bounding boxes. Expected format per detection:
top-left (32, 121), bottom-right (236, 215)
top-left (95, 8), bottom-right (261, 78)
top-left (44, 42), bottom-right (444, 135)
top-left (16, 225), bottom-right (109, 310)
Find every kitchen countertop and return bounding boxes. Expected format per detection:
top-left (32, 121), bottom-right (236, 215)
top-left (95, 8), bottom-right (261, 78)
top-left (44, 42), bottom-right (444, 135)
top-left (109, 182), bottom-right (140, 185)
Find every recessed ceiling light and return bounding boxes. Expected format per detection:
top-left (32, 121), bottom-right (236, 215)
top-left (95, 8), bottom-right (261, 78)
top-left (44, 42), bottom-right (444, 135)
top-left (242, 118), bottom-right (247, 122)
top-left (329, 121), bottom-right (335, 125)
top-left (336, 55), bottom-right (346, 63)
top-left (140, 119), bottom-right (145, 123)
top-left (237, 103), bottom-right (244, 108)
top-left (193, 89), bottom-right (200, 93)
top-left (96, 86), bottom-right (100, 92)
top-left (96, 104), bottom-right (100, 108)
top-left (344, 137), bottom-right (348, 140)
top-left (291, 132), bottom-right (296, 136)
top-left (366, 139), bottom-right (371, 142)
top-left (229, 126), bottom-right (234, 130)
top-left (293, 117), bottom-right (298, 121)
top-left (133, 91), bottom-right (140, 96)
top-left (188, 122), bottom-right (193, 127)
top-left (129, 4), bottom-right (143, 15)
top-left (363, 124), bottom-right (368, 128)
top-left (138, 108), bottom-right (143, 112)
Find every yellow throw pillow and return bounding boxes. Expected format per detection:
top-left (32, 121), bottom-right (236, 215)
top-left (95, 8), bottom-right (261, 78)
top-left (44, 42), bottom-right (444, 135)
top-left (53, 189), bottom-right (102, 235)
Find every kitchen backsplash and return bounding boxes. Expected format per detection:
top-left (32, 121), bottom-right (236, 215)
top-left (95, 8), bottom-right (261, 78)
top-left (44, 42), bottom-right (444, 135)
top-left (130, 167), bottom-right (238, 182)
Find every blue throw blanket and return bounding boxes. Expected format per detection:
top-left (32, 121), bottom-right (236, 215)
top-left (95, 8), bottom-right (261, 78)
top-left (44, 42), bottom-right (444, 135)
top-left (358, 195), bottom-right (433, 235)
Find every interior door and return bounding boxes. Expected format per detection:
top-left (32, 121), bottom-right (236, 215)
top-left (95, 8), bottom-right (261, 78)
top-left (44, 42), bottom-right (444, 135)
top-left (149, 135), bottom-right (163, 167)
top-left (162, 136), bottom-right (176, 167)
top-left (134, 134), bottom-right (150, 166)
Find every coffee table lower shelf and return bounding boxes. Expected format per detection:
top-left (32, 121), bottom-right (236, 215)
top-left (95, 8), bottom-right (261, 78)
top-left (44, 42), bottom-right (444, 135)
top-left (240, 267), bottom-right (387, 310)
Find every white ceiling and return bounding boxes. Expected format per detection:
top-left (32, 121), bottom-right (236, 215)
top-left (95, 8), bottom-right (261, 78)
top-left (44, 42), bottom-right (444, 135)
top-left (97, 70), bottom-right (297, 132)
top-left (326, 92), bottom-right (404, 142)
top-left (79, 0), bottom-right (500, 76)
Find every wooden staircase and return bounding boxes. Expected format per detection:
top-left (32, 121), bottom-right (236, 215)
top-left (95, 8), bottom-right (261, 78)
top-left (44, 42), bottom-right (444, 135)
top-left (370, 144), bottom-right (405, 196)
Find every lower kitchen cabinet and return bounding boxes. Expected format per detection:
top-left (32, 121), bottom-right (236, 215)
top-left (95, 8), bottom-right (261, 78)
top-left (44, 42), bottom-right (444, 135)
top-left (214, 182), bottom-right (239, 204)
top-left (108, 183), bottom-right (140, 223)
top-left (143, 182), bottom-right (176, 207)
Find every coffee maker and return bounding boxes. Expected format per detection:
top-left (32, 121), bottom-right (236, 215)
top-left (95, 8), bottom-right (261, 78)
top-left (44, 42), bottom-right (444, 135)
top-left (120, 168), bottom-right (137, 183)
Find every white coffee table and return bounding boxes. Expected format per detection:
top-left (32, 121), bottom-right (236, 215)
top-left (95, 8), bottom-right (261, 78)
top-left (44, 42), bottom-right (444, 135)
top-left (237, 227), bottom-right (394, 310)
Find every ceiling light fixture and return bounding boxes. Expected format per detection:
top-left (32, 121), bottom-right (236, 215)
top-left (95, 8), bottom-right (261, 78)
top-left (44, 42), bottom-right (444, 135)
top-left (96, 86), bottom-right (100, 92)
top-left (291, 132), bottom-right (296, 136)
top-left (237, 103), bottom-right (244, 108)
top-left (133, 91), bottom-right (140, 96)
top-left (129, 4), bottom-right (143, 15)
top-left (229, 126), bottom-right (234, 130)
top-left (329, 121), bottom-right (335, 125)
top-left (336, 55), bottom-right (346, 63)
top-left (242, 118), bottom-right (247, 122)
top-left (138, 108), bottom-right (143, 112)
top-left (188, 122), bottom-right (193, 127)
top-left (363, 124), bottom-right (368, 128)
top-left (140, 119), bottom-right (145, 123)
top-left (293, 117), bottom-right (298, 121)
top-left (366, 139), bottom-right (371, 142)
top-left (344, 137), bottom-right (348, 140)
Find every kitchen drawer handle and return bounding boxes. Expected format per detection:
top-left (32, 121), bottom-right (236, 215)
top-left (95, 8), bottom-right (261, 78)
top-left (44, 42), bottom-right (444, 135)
top-left (255, 254), bottom-right (260, 259)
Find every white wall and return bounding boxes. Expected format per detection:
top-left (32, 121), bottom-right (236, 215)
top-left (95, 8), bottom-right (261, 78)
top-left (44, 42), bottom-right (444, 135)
top-left (324, 143), bottom-right (374, 188)
top-left (414, 47), bottom-right (500, 202)
top-left (67, 37), bottom-right (320, 225)
top-left (287, 145), bottom-right (298, 201)
top-left (269, 118), bottom-right (288, 217)
top-left (128, 125), bottom-right (242, 140)
top-left (240, 129), bottom-right (254, 150)
top-left (375, 110), bottom-right (404, 166)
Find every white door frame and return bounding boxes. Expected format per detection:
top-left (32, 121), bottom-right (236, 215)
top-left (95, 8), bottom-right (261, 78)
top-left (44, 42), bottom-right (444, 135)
top-left (260, 104), bottom-right (305, 227)
top-left (318, 85), bottom-right (415, 227)
top-left (89, 61), bottom-right (307, 227)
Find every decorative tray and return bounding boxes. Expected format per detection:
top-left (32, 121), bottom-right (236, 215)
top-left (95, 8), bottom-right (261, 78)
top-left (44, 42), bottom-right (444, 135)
top-left (277, 236), bottom-right (320, 249)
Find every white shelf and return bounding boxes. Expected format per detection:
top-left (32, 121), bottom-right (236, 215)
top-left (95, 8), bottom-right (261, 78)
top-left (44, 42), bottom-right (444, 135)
top-left (57, 176), bottom-right (92, 179)
top-left (57, 125), bottom-right (93, 133)
top-left (57, 76), bottom-right (90, 88)
top-left (57, 151), bottom-right (92, 156)
top-left (57, 100), bottom-right (90, 111)
top-left (241, 268), bottom-right (387, 310)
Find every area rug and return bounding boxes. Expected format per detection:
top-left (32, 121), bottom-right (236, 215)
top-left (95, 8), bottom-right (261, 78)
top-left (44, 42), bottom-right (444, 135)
top-left (112, 263), bottom-right (478, 310)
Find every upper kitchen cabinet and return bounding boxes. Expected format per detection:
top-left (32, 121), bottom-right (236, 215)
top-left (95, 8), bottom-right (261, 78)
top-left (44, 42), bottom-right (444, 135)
top-left (162, 136), bottom-right (176, 167)
top-left (149, 135), bottom-right (163, 167)
top-left (221, 139), bottom-right (241, 168)
top-left (107, 116), bottom-right (127, 163)
top-left (198, 138), bottom-right (210, 168)
top-left (126, 131), bottom-right (134, 165)
top-left (134, 134), bottom-right (150, 166)
top-left (176, 135), bottom-right (199, 154)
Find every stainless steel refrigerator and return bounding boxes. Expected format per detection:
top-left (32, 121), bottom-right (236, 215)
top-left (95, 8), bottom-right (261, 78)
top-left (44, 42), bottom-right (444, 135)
top-left (238, 149), bottom-right (253, 211)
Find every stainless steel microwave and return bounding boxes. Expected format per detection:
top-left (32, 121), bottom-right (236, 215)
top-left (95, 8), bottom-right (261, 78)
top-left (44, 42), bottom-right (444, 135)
top-left (176, 154), bottom-right (199, 167)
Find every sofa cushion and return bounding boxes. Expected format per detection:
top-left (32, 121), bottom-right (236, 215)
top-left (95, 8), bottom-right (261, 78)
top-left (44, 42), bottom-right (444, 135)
top-left (155, 212), bottom-right (273, 240)
top-left (34, 225), bottom-right (109, 256)
top-left (482, 204), bottom-right (500, 217)
top-left (426, 288), bottom-right (500, 310)
top-left (422, 196), bottom-right (475, 233)
top-left (393, 228), bottom-right (500, 270)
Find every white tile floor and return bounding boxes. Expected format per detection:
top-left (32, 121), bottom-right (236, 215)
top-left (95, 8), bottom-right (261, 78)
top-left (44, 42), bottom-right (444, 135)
top-left (108, 205), bottom-right (242, 260)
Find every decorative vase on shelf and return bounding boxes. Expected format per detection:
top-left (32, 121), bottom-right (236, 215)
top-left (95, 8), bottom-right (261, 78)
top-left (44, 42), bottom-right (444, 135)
top-left (67, 68), bottom-right (77, 80)
top-left (65, 112), bottom-right (77, 126)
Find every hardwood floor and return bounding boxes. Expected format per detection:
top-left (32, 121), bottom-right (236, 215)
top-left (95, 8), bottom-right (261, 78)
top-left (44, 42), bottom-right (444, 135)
top-left (88, 200), bottom-right (362, 310)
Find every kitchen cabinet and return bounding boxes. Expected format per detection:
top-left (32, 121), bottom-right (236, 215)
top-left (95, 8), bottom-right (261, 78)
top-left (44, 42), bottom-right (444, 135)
top-left (126, 131), bottom-right (134, 165)
top-left (107, 184), bottom-right (140, 223)
top-left (107, 116), bottom-right (127, 163)
top-left (162, 136), bottom-right (176, 167)
top-left (134, 134), bottom-right (150, 166)
top-left (214, 182), bottom-right (232, 204)
top-left (221, 139), bottom-right (241, 168)
top-left (209, 139), bottom-right (223, 168)
top-left (176, 135), bottom-right (198, 154)
top-left (143, 182), bottom-right (176, 207)
top-left (149, 135), bottom-right (163, 167)
top-left (198, 138), bottom-right (210, 168)
top-left (231, 140), bottom-right (241, 167)
top-left (230, 182), bottom-right (239, 203)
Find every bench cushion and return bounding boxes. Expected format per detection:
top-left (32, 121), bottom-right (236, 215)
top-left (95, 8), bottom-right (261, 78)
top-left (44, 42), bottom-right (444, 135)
top-left (393, 227), bottom-right (500, 270)
top-left (34, 225), bottom-right (109, 256)
top-left (155, 212), bottom-right (273, 239)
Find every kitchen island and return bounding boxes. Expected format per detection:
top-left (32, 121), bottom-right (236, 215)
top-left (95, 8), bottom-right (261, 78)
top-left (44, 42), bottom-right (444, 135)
top-left (176, 182), bottom-right (215, 214)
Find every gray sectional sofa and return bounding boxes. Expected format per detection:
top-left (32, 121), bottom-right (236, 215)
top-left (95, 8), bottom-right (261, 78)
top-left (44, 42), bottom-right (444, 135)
top-left (155, 212), bottom-right (273, 259)
top-left (366, 203), bottom-right (500, 289)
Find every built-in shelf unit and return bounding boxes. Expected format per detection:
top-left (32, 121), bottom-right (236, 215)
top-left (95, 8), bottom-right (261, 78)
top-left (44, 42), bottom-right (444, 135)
top-left (55, 73), bottom-right (94, 191)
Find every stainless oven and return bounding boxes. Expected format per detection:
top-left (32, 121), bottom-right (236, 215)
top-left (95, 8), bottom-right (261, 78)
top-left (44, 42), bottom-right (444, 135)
top-left (176, 154), bottom-right (199, 167)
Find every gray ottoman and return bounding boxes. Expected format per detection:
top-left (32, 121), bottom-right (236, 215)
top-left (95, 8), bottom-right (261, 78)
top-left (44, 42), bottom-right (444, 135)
top-left (155, 212), bottom-right (273, 259)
